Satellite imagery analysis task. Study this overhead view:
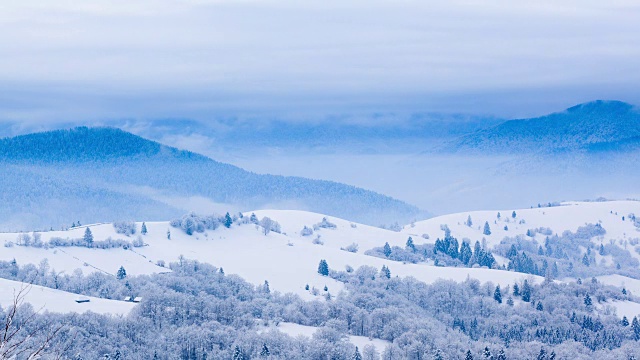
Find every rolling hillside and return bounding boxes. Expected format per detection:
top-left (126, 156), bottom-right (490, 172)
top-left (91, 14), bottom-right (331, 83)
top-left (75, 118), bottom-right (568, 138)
top-left (0, 127), bottom-right (422, 230)
top-left (444, 100), bottom-right (640, 154)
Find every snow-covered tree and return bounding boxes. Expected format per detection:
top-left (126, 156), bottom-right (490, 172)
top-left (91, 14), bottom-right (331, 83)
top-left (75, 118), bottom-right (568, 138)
top-left (141, 222), bottom-right (147, 235)
top-left (383, 242), bottom-right (392, 257)
top-left (84, 227), bottom-right (94, 247)
top-left (318, 259), bottom-right (329, 276)
top-left (483, 221), bottom-right (491, 235)
top-left (117, 266), bottom-right (127, 280)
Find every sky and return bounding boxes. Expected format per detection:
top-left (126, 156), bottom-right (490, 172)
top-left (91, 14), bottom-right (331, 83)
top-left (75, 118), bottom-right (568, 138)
top-left (1, 0), bottom-right (640, 124)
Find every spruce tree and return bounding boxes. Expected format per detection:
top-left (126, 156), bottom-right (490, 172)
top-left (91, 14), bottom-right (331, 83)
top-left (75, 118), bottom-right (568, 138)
top-left (536, 348), bottom-right (546, 360)
top-left (512, 211), bottom-right (516, 218)
top-left (141, 222), bottom-right (147, 235)
top-left (260, 344), bottom-right (270, 357)
top-left (224, 212), bottom-right (233, 228)
top-left (116, 266), bottom-right (127, 280)
top-left (483, 221), bottom-right (491, 235)
top-left (83, 227), bottom-right (93, 247)
top-left (582, 253), bottom-right (590, 266)
top-left (383, 242), bottom-right (392, 257)
top-left (521, 280), bottom-right (531, 302)
top-left (483, 347), bottom-right (491, 358)
top-left (622, 316), bottom-right (629, 326)
top-left (466, 215), bottom-right (473, 227)
top-left (381, 265), bottom-right (391, 279)
top-left (536, 301), bottom-right (544, 311)
top-left (353, 346), bottom-right (362, 360)
top-left (232, 346), bottom-right (243, 360)
top-left (406, 237), bottom-right (415, 252)
top-left (496, 349), bottom-right (506, 360)
top-left (584, 293), bottom-right (592, 307)
top-left (632, 316), bottom-right (640, 340)
top-left (465, 350), bottom-right (474, 360)
top-left (318, 259), bottom-right (329, 276)
top-left (493, 285), bottom-right (502, 304)
top-left (433, 350), bottom-right (444, 360)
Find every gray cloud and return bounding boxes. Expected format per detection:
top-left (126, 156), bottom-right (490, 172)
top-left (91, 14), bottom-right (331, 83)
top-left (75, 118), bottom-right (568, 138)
top-left (1, 0), bottom-right (639, 121)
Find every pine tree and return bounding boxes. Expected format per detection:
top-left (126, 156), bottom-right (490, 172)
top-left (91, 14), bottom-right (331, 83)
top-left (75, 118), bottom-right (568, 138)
top-left (323, 285), bottom-right (328, 291)
top-left (383, 242), bottom-right (392, 257)
top-left (466, 215), bottom-right (473, 227)
top-left (482, 347), bottom-right (491, 358)
top-left (433, 350), bottom-right (444, 360)
top-left (141, 222), bottom-right (147, 235)
top-left (536, 301), bottom-right (544, 311)
top-left (513, 283), bottom-right (520, 296)
top-left (116, 266), bottom-right (127, 280)
top-left (224, 212), bottom-right (233, 228)
top-left (232, 346), bottom-right (243, 360)
top-left (582, 253), bottom-right (590, 267)
top-left (167, 229), bottom-right (171, 240)
top-left (632, 316), bottom-right (640, 340)
top-left (380, 265), bottom-right (391, 279)
top-left (260, 344), bottom-right (270, 357)
top-left (506, 297), bottom-right (514, 306)
top-left (497, 212), bottom-right (501, 219)
top-left (264, 280), bottom-right (270, 294)
top-left (584, 293), bottom-right (592, 307)
top-left (496, 349), bottom-right (506, 360)
top-left (521, 280), bottom-right (531, 302)
top-left (623, 287), bottom-right (627, 295)
top-left (353, 346), bottom-right (362, 360)
top-left (83, 227), bottom-right (93, 247)
top-left (622, 316), bottom-right (629, 326)
top-left (113, 350), bottom-right (121, 360)
top-left (483, 221), bottom-right (491, 235)
top-left (536, 347), bottom-right (546, 360)
top-left (494, 285), bottom-right (502, 304)
top-left (465, 350), bottom-right (474, 360)
top-left (512, 211), bottom-right (516, 218)
top-left (318, 259), bottom-right (329, 276)
top-left (406, 237), bottom-right (415, 252)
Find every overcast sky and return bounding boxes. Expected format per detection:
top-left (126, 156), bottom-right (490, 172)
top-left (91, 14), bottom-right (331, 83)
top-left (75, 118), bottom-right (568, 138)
top-left (1, 0), bottom-right (639, 124)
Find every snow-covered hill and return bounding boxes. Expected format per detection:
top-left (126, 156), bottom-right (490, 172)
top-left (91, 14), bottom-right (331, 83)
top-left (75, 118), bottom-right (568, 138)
top-left (1, 200), bottom-right (639, 318)
top-left (0, 277), bottom-right (135, 315)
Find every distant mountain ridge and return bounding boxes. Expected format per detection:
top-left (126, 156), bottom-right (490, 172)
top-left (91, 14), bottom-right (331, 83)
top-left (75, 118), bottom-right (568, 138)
top-left (0, 127), bottom-right (422, 230)
top-left (442, 100), bottom-right (640, 154)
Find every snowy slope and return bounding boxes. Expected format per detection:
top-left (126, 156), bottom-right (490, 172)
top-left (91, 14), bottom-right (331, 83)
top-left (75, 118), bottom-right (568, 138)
top-left (403, 201), bottom-right (640, 250)
top-left (1, 213), bottom-right (544, 303)
top-left (0, 277), bottom-right (135, 315)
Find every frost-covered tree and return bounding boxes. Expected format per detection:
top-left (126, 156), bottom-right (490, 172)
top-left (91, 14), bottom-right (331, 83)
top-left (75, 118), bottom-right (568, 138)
top-left (512, 211), bottom-right (517, 218)
top-left (494, 285), bottom-right (502, 304)
top-left (83, 227), bottom-right (93, 247)
top-left (318, 259), bottom-right (329, 276)
top-left (483, 221), bottom-right (491, 235)
top-left (521, 280), bottom-right (531, 302)
top-left (584, 293), bottom-right (592, 307)
top-left (117, 266), bottom-right (127, 280)
top-left (260, 344), bottom-right (270, 357)
top-left (465, 350), bottom-right (474, 360)
top-left (141, 222), bottom-right (147, 235)
top-left (406, 237), bottom-right (415, 252)
top-left (224, 212), bottom-right (233, 228)
top-left (383, 242), bottom-right (392, 257)
top-left (353, 346), bottom-right (362, 360)
top-left (466, 215), bottom-right (473, 227)
top-left (380, 265), bottom-right (391, 279)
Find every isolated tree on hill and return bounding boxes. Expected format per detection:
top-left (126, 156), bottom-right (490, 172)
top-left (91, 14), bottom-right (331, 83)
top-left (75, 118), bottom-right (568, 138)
top-left (260, 217), bottom-right (273, 235)
top-left (224, 212), bottom-right (233, 228)
top-left (318, 259), bottom-right (329, 276)
top-left (383, 242), bottom-right (392, 257)
top-left (117, 266), bottom-right (127, 280)
top-left (494, 285), bottom-right (502, 304)
top-left (483, 221), bottom-right (491, 235)
top-left (166, 229), bottom-right (171, 240)
top-left (141, 222), bottom-right (147, 235)
top-left (512, 211), bottom-right (517, 218)
top-left (84, 227), bottom-right (93, 247)
top-left (466, 215), bottom-right (473, 227)
top-left (497, 212), bottom-right (501, 219)
top-left (406, 237), bottom-right (415, 252)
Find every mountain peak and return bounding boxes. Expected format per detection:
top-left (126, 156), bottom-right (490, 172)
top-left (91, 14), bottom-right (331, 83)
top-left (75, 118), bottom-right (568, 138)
top-left (0, 126), bottom-right (201, 162)
top-left (565, 100), bottom-right (634, 115)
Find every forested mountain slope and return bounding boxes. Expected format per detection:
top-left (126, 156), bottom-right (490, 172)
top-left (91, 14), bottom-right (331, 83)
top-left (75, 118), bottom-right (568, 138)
top-left (0, 127), bottom-right (422, 230)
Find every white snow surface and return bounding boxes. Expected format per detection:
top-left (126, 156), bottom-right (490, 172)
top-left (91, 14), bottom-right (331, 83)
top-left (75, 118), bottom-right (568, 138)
top-left (0, 277), bottom-right (135, 315)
